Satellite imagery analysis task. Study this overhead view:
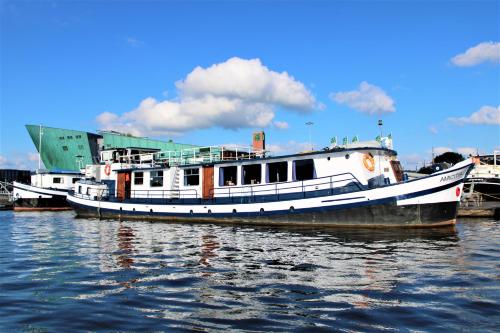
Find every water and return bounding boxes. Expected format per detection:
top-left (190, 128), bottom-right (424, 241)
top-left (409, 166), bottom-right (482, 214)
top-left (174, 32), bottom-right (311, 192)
top-left (0, 211), bottom-right (498, 332)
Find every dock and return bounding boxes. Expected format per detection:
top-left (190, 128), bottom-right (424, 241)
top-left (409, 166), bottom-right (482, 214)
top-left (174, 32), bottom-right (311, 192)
top-left (458, 201), bottom-right (500, 219)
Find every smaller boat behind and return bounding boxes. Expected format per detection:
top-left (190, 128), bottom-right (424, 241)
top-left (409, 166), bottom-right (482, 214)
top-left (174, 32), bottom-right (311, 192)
top-left (464, 152), bottom-right (500, 201)
top-left (13, 170), bottom-right (83, 211)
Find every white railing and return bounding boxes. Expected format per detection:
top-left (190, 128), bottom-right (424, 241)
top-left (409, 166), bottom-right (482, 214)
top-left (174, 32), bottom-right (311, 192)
top-left (114, 145), bottom-right (266, 168)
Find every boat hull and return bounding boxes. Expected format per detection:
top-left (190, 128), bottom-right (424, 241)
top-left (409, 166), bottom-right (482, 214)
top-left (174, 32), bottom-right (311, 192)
top-left (464, 178), bottom-right (500, 201)
top-left (67, 159), bottom-right (473, 228)
top-left (13, 182), bottom-right (71, 211)
top-left (70, 199), bottom-right (458, 228)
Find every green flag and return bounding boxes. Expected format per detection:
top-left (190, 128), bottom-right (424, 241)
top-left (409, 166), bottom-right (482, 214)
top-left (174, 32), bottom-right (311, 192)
top-left (375, 135), bottom-right (381, 142)
top-left (352, 135), bottom-right (359, 143)
top-left (342, 137), bottom-right (348, 145)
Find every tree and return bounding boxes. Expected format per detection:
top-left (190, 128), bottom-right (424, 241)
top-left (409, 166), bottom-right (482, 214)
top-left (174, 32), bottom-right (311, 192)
top-left (417, 166), bottom-right (434, 174)
top-left (434, 152), bottom-right (464, 165)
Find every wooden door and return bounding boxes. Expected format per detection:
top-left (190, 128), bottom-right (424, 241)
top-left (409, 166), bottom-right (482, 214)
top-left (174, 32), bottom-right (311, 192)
top-left (202, 166), bottom-right (214, 199)
top-left (117, 172), bottom-right (132, 200)
top-left (117, 173), bottom-right (126, 201)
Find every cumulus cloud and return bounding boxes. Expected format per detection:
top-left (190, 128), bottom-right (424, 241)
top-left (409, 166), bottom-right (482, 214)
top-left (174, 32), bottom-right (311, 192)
top-left (448, 105), bottom-right (500, 125)
top-left (0, 153), bottom-right (40, 170)
top-left (451, 41), bottom-right (500, 67)
top-left (431, 147), bottom-right (453, 156)
top-left (428, 125), bottom-right (438, 134)
top-left (266, 141), bottom-right (312, 154)
top-left (96, 57), bottom-right (316, 136)
top-left (330, 81), bottom-right (395, 115)
top-left (126, 37), bottom-right (144, 48)
top-left (456, 147), bottom-right (478, 157)
top-left (273, 121), bottom-right (289, 130)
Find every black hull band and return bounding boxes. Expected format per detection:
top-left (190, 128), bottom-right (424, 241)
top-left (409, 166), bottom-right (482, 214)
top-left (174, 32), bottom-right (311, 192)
top-left (14, 196), bottom-right (71, 211)
top-left (70, 201), bottom-right (459, 228)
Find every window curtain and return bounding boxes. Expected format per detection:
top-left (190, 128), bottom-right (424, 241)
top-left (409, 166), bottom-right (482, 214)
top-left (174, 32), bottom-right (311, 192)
top-left (219, 168), bottom-right (224, 186)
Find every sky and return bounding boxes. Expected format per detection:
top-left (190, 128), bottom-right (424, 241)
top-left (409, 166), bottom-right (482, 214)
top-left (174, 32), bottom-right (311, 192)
top-left (1, 0), bottom-right (499, 170)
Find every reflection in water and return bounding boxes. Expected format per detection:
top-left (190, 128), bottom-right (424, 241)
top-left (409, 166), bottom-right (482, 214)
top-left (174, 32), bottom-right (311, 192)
top-left (1, 212), bottom-right (499, 332)
top-left (116, 224), bottom-right (135, 270)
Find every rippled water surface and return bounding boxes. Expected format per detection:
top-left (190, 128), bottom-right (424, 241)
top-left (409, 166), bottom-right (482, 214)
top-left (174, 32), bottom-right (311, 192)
top-left (0, 211), bottom-right (498, 332)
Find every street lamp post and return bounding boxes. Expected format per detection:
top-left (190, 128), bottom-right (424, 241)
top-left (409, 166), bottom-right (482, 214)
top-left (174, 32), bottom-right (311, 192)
top-left (306, 121), bottom-right (314, 151)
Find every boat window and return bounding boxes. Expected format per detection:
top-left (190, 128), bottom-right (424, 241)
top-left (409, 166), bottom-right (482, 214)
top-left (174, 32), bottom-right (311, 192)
top-left (86, 187), bottom-right (90, 195)
top-left (78, 186), bottom-right (82, 194)
top-left (134, 172), bottom-right (144, 185)
top-left (53, 177), bottom-right (63, 184)
top-left (267, 161), bottom-right (288, 183)
top-left (219, 166), bottom-right (237, 186)
top-left (293, 159), bottom-right (316, 181)
top-left (150, 171), bottom-right (163, 187)
top-left (184, 168), bottom-right (200, 186)
top-left (72, 178), bottom-right (79, 183)
top-left (242, 164), bottom-right (261, 185)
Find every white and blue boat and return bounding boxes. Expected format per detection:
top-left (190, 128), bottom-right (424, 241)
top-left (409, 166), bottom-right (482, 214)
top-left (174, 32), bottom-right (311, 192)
top-left (67, 139), bottom-right (474, 228)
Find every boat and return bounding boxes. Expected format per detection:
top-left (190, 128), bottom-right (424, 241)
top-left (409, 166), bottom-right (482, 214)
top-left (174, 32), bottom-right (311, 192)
top-left (463, 152), bottom-right (500, 201)
top-left (67, 136), bottom-right (475, 228)
top-left (13, 170), bottom-right (84, 211)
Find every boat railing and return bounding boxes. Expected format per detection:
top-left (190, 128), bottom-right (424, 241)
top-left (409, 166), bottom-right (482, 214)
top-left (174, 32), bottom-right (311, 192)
top-left (209, 172), bottom-right (364, 199)
top-left (71, 171), bottom-right (364, 203)
top-left (113, 145), bottom-right (266, 168)
top-left (71, 188), bottom-right (199, 202)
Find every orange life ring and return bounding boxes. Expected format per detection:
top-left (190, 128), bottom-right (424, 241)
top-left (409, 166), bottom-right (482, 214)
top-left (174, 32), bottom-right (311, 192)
top-left (104, 164), bottom-right (111, 176)
top-left (362, 154), bottom-right (375, 172)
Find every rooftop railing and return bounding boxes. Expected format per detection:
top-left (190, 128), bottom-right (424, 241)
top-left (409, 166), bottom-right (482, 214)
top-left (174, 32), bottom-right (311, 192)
top-left (111, 145), bottom-right (266, 168)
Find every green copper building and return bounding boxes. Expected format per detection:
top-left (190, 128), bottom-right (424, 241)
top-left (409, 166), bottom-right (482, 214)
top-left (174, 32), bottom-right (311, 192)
top-left (26, 125), bottom-right (199, 171)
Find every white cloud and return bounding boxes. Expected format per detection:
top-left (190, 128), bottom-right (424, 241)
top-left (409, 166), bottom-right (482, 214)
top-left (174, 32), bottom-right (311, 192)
top-left (431, 147), bottom-right (453, 156)
top-left (0, 153), bottom-right (39, 170)
top-left (273, 121), bottom-right (289, 130)
top-left (266, 141), bottom-right (312, 154)
top-left (96, 57), bottom-right (316, 136)
top-left (330, 81), bottom-right (395, 115)
top-left (448, 105), bottom-right (500, 125)
top-left (126, 37), bottom-right (144, 48)
top-left (428, 125), bottom-right (438, 134)
top-left (451, 41), bottom-right (500, 67)
top-left (456, 147), bottom-right (478, 157)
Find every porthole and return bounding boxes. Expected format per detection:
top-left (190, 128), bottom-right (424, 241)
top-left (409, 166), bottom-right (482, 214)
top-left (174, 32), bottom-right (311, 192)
top-left (345, 154), bottom-right (350, 159)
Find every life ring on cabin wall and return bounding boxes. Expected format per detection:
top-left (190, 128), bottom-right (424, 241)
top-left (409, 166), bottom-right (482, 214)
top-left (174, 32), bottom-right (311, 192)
top-left (104, 164), bottom-right (111, 176)
top-left (362, 154), bottom-right (375, 172)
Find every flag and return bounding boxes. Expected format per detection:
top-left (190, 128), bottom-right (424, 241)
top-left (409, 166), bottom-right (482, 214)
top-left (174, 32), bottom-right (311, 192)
top-left (342, 137), bottom-right (348, 145)
top-left (330, 136), bottom-right (337, 145)
top-left (375, 135), bottom-right (381, 142)
top-left (352, 135), bottom-right (359, 143)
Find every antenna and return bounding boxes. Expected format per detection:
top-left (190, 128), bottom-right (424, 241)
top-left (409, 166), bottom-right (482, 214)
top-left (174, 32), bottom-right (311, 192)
top-left (305, 121), bottom-right (314, 151)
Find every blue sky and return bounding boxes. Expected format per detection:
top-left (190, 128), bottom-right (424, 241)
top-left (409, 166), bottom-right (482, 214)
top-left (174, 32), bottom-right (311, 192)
top-left (1, 0), bottom-right (499, 170)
